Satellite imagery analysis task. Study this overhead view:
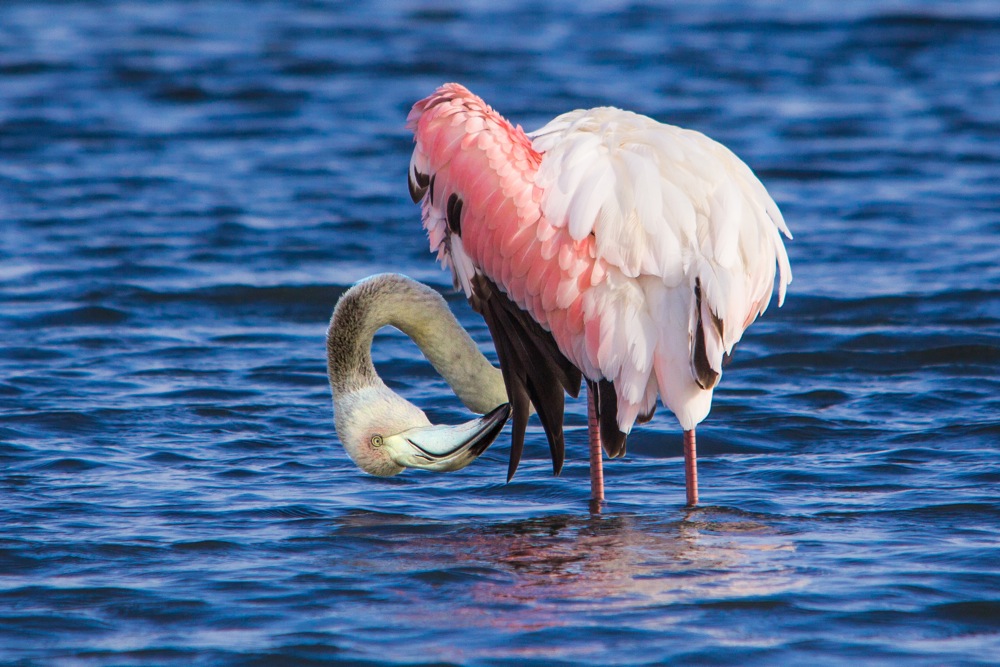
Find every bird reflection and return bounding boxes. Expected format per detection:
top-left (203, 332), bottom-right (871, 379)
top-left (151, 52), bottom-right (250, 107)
top-left (334, 508), bottom-right (803, 636)
top-left (461, 512), bottom-right (794, 621)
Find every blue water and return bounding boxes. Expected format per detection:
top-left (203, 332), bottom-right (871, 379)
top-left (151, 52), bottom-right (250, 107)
top-left (2, 1), bottom-right (999, 664)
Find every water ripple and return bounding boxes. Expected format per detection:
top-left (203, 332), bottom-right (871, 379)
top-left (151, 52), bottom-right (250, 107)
top-left (2, 0), bottom-right (999, 665)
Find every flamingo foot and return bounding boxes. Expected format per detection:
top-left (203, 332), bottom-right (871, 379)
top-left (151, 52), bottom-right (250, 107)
top-left (684, 429), bottom-right (698, 506)
top-left (587, 386), bottom-right (605, 512)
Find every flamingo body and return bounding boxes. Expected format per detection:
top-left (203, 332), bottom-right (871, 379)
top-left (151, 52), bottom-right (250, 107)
top-left (407, 83), bottom-right (791, 488)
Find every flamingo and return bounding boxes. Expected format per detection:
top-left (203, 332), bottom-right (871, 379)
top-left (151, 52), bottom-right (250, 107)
top-left (407, 83), bottom-right (792, 506)
top-left (327, 273), bottom-right (511, 476)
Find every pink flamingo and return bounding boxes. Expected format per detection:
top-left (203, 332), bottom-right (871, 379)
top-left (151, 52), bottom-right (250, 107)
top-left (407, 83), bottom-right (792, 506)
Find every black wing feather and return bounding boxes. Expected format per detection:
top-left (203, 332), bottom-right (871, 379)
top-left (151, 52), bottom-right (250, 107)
top-left (588, 379), bottom-right (628, 458)
top-left (693, 278), bottom-right (721, 390)
top-left (469, 274), bottom-right (582, 480)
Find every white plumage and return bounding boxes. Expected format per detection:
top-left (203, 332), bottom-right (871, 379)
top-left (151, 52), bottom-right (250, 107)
top-left (529, 107), bottom-right (792, 431)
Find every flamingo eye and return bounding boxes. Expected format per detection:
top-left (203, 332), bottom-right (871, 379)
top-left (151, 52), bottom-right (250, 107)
top-left (371, 435), bottom-right (384, 448)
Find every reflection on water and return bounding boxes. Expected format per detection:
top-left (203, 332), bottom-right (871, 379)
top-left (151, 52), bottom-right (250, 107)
top-left (335, 508), bottom-right (805, 641)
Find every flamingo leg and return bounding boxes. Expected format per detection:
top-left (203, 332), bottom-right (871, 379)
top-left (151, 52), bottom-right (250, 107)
top-left (684, 429), bottom-right (698, 506)
top-left (587, 386), bottom-right (605, 508)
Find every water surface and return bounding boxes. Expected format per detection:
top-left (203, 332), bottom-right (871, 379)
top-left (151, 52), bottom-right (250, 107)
top-left (2, 1), bottom-right (999, 664)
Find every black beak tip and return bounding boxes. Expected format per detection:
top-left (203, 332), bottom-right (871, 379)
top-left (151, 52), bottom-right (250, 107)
top-left (488, 402), bottom-right (512, 422)
top-left (471, 403), bottom-right (511, 458)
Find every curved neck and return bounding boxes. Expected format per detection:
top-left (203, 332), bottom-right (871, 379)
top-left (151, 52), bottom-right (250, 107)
top-left (327, 274), bottom-right (508, 415)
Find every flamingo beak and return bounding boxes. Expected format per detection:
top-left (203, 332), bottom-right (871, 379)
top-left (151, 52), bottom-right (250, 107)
top-left (383, 403), bottom-right (511, 472)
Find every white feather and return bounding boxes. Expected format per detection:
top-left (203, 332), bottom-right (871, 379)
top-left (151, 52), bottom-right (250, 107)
top-left (448, 236), bottom-right (477, 298)
top-left (529, 106), bottom-right (792, 430)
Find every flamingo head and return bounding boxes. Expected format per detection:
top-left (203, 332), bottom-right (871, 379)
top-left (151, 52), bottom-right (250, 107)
top-left (333, 385), bottom-right (510, 477)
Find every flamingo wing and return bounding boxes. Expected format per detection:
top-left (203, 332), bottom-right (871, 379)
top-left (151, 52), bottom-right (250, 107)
top-left (529, 106), bottom-right (792, 431)
top-left (407, 84), bottom-right (581, 480)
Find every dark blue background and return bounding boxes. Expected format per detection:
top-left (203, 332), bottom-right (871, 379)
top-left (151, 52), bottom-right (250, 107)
top-left (2, 1), bottom-right (998, 664)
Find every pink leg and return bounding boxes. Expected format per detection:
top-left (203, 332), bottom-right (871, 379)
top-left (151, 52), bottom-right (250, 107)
top-left (587, 386), bottom-right (605, 508)
top-left (684, 429), bottom-right (699, 506)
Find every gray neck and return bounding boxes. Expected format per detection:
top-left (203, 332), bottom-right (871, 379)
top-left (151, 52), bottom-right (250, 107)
top-left (327, 274), bottom-right (508, 415)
